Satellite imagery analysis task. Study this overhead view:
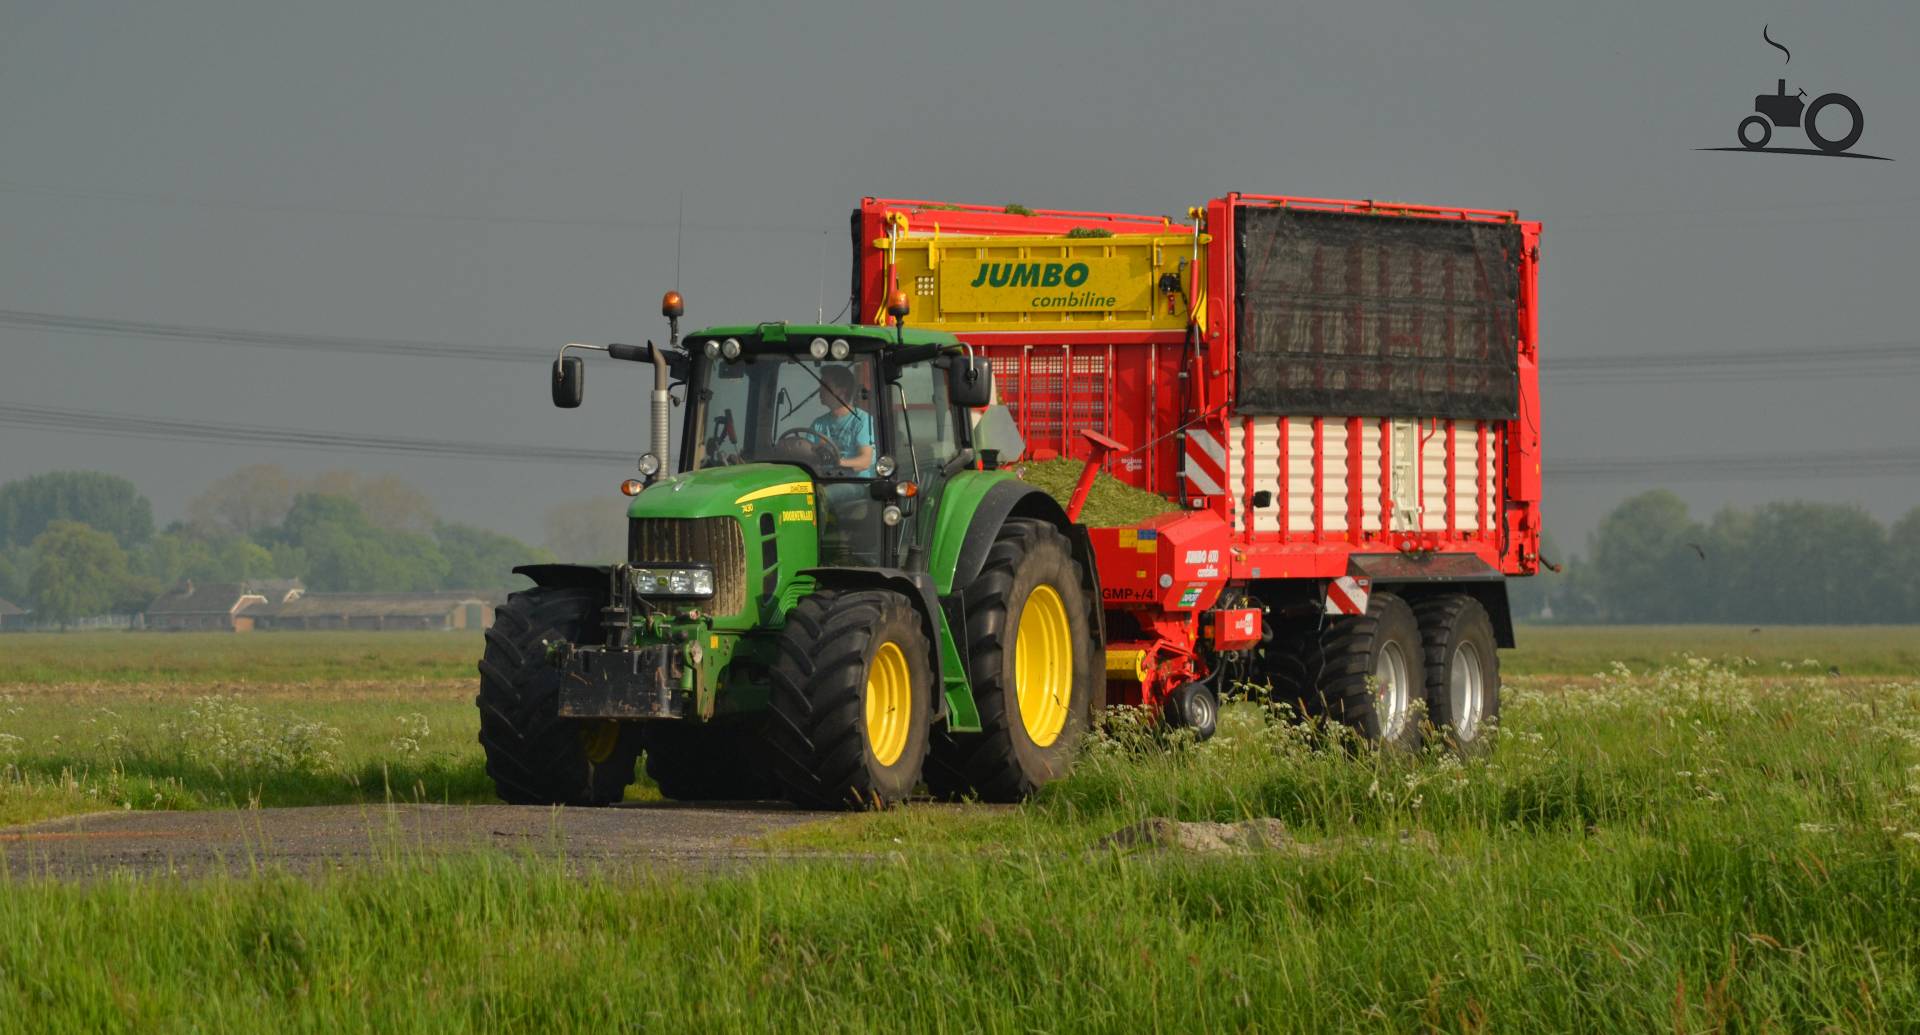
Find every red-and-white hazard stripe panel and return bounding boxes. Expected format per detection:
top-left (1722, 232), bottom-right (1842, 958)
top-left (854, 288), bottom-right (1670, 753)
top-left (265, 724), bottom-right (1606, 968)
top-left (1183, 428), bottom-right (1227, 497)
top-left (1324, 575), bottom-right (1371, 616)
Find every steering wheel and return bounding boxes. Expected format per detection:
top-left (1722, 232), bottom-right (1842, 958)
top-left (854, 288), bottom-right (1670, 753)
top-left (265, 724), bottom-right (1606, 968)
top-left (776, 427), bottom-right (841, 469)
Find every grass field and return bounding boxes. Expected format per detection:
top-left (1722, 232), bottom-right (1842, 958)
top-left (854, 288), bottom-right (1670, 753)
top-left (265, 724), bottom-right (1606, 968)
top-left (3, 627), bottom-right (1919, 1031)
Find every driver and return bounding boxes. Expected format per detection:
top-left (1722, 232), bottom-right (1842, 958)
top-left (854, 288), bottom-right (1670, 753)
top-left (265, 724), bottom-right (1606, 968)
top-left (810, 365), bottom-right (874, 476)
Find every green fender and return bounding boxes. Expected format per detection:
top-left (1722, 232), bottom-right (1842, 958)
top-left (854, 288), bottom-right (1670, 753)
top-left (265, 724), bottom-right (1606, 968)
top-left (925, 472), bottom-right (1107, 732)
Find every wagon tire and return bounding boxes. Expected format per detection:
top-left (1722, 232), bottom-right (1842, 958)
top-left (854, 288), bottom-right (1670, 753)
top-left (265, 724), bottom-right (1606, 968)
top-left (476, 587), bottom-right (642, 806)
top-left (1414, 594), bottom-right (1502, 755)
top-left (1271, 591), bottom-right (1425, 750)
top-left (766, 589), bottom-right (931, 810)
top-left (925, 519), bottom-right (1096, 802)
top-left (1163, 681), bottom-right (1220, 741)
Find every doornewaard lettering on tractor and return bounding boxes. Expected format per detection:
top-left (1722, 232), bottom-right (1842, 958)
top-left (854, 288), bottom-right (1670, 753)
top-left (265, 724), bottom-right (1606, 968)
top-left (939, 255), bottom-right (1141, 313)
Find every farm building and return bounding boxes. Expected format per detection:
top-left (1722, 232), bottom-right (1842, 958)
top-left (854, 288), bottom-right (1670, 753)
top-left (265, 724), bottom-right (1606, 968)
top-left (144, 579), bottom-right (305, 632)
top-left (249, 591), bottom-right (498, 632)
top-left (0, 597), bottom-right (28, 632)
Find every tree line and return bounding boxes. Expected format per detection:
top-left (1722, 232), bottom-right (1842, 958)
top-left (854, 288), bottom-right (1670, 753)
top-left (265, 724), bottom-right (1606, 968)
top-left (0, 466), bottom-right (623, 626)
top-left (1511, 490), bottom-right (1920, 624)
top-left (4, 467), bottom-right (1912, 627)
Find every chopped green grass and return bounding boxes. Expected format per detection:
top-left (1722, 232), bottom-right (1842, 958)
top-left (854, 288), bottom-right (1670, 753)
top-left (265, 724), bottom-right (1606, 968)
top-left (1011, 457), bottom-right (1181, 527)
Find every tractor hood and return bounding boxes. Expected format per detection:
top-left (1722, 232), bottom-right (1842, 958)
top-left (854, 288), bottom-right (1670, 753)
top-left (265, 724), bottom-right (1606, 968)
top-left (627, 463), bottom-right (816, 521)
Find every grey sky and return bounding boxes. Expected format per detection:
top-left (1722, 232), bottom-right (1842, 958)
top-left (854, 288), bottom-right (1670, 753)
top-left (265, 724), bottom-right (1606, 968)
top-left (2, 0), bottom-right (1915, 554)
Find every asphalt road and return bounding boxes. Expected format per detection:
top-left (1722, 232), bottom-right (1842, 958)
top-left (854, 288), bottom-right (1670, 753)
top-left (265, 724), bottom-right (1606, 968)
top-left (0, 802), bottom-right (834, 880)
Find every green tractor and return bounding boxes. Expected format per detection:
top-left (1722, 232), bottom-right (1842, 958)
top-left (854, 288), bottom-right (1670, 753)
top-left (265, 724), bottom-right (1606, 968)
top-left (476, 292), bottom-right (1103, 809)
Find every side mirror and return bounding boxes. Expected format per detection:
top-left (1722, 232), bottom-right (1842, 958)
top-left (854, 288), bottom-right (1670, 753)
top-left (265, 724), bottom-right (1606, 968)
top-left (552, 356), bottom-right (584, 408)
top-left (949, 357), bottom-right (993, 408)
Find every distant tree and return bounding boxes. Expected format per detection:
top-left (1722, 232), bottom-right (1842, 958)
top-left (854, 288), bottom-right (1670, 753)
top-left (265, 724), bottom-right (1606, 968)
top-left (27, 521), bottom-right (131, 626)
top-left (135, 531), bottom-right (284, 587)
top-left (435, 521), bottom-right (549, 590)
top-left (275, 493), bottom-right (448, 592)
top-left (0, 471), bottom-right (154, 549)
top-left (0, 546), bottom-right (26, 603)
top-left (1587, 490), bottom-right (1705, 623)
top-left (543, 498), bottom-right (627, 562)
top-left (1727, 502), bottom-right (1891, 624)
top-left (1891, 507), bottom-right (1920, 622)
top-left (185, 463), bottom-right (295, 538)
top-left (305, 470), bottom-right (435, 533)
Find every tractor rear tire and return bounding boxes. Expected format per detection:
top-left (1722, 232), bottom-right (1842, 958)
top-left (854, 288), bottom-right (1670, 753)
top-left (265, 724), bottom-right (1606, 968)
top-left (925, 519), bottom-right (1097, 802)
top-left (476, 588), bottom-right (642, 806)
top-left (1267, 591), bottom-right (1425, 751)
top-left (1414, 594), bottom-right (1502, 754)
top-left (642, 722), bottom-right (776, 802)
top-left (766, 589), bottom-right (932, 809)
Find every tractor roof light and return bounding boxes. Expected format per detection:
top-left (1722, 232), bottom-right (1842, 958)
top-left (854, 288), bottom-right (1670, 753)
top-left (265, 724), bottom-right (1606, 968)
top-left (720, 338), bottom-right (743, 360)
top-left (703, 340), bottom-right (720, 358)
top-left (829, 338), bottom-right (851, 360)
top-left (809, 337), bottom-right (830, 359)
top-left (661, 290), bottom-right (684, 318)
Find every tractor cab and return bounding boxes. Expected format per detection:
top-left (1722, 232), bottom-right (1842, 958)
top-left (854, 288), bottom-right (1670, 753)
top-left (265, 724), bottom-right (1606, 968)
top-left (678, 323), bottom-right (990, 568)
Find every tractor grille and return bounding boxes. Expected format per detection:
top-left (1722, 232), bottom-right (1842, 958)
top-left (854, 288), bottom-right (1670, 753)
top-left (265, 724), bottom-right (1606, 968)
top-left (629, 516), bottom-right (746, 615)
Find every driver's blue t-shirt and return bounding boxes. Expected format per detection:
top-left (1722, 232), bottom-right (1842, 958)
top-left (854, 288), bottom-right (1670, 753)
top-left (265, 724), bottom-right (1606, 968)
top-left (810, 408), bottom-right (874, 475)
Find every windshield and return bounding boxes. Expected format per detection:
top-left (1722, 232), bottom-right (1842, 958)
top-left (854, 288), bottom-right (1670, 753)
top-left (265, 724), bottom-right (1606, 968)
top-left (693, 352), bottom-right (880, 479)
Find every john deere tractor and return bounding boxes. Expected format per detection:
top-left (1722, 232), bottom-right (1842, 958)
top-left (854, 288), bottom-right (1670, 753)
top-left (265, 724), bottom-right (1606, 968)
top-left (476, 292), bottom-right (1103, 809)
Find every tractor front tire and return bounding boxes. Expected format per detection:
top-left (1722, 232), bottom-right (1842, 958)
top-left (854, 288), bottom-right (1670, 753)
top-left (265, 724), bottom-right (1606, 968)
top-left (767, 589), bottom-right (932, 809)
top-left (476, 588), bottom-right (642, 806)
top-left (926, 519), bottom-right (1097, 802)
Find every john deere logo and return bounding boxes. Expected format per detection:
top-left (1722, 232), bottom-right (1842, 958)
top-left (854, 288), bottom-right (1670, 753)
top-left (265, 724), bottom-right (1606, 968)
top-left (1700, 25), bottom-right (1888, 161)
top-left (968, 261), bottom-right (1092, 289)
top-left (941, 255), bottom-right (1137, 312)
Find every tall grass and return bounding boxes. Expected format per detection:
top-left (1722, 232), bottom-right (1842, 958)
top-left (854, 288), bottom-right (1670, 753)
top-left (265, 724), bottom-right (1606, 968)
top-left (3, 638), bottom-right (1919, 1029)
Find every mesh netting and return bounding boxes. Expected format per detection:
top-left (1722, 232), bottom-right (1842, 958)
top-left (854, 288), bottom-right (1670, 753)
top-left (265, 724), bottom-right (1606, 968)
top-left (1234, 208), bottom-right (1521, 420)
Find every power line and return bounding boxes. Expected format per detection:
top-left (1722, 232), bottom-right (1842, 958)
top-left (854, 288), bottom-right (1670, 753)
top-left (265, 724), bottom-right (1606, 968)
top-left (0, 402), bottom-right (639, 469)
top-left (0, 308), bottom-right (546, 365)
top-left (1546, 340), bottom-right (1920, 384)
top-left (9, 305), bottom-right (1918, 386)
top-left (0, 179), bottom-right (835, 237)
top-left (3, 400), bottom-right (1914, 486)
top-left (1552, 448), bottom-right (1920, 483)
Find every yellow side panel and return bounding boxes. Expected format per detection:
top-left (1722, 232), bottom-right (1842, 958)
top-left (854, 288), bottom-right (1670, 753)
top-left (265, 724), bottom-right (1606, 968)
top-left (886, 232), bottom-right (1207, 332)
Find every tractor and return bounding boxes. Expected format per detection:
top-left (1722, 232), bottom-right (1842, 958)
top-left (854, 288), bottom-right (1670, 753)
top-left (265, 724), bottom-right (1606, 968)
top-left (475, 291), bottom-right (1103, 809)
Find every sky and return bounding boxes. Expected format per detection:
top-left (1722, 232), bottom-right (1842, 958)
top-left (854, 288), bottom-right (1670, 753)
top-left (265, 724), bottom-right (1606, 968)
top-left (1, 0), bottom-right (1915, 554)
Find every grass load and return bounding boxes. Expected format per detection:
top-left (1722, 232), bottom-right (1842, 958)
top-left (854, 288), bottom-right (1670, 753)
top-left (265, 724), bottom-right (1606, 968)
top-left (1010, 457), bottom-right (1182, 527)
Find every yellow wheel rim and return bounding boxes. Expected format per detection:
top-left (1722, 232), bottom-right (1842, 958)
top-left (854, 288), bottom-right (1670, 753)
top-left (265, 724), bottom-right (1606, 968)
top-left (865, 640), bottom-right (913, 767)
top-left (1014, 584), bottom-right (1072, 748)
top-left (580, 720), bottom-right (620, 764)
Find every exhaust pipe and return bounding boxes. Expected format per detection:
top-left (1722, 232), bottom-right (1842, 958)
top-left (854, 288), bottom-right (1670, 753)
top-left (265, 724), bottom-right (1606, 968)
top-left (647, 342), bottom-right (671, 465)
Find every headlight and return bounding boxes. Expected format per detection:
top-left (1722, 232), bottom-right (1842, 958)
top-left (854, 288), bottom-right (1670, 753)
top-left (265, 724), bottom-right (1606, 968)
top-left (809, 337), bottom-right (830, 359)
top-left (637, 452), bottom-right (662, 477)
top-left (829, 338), bottom-right (851, 360)
top-left (631, 566), bottom-right (715, 597)
top-left (720, 338), bottom-right (743, 360)
top-left (873, 455), bottom-right (896, 478)
top-left (881, 505), bottom-right (903, 526)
